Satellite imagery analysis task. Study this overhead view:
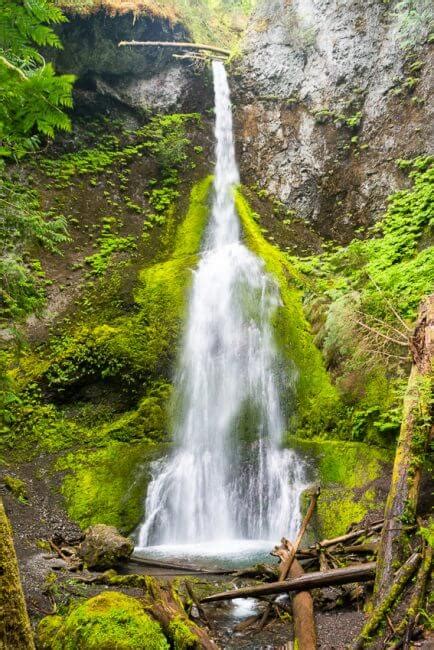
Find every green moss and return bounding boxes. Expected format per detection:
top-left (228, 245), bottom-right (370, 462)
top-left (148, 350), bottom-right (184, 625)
top-left (38, 615), bottom-right (64, 648)
top-left (4, 176), bottom-right (213, 527)
top-left (3, 475), bottom-right (28, 502)
top-left (168, 615), bottom-right (198, 650)
top-left (292, 437), bottom-right (392, 538)
top-left (38, 114), bottom-right (199, 182)
top-left (84, 216), bottom-right (137, 277)
top-left (56, 440), bottom-right (166, 534)
top-left (235, 189), bottom-right (340, 435)
top-left (30, 177), bottom-right (212, 399)
top-left (37, 592), bottom-right (169, 649)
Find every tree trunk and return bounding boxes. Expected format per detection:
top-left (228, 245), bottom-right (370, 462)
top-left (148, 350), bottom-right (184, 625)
top-left (201, 563), bottom-right (376, 602)
top-left (374, 295), bottom-right (434, 604)
top-left (0, 497), bottom-right (35, 649)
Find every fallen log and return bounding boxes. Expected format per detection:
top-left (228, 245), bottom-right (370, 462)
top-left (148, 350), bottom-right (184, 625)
top-left (288, 555), bottom-right (317, 650)
top-left (374, 295), bottom-right (434, 604)
top-left (0, 497), bottom-right (35, 649)
top-left (352, 552), bottom-right (421, 650)
top-left (390, 542), bottom-right (433, 645)
top-left (144, 576), bottom-right (218, 649)
top-left (201, 563), bottom-right (376, 602)
top-left (334, 543), bottom-right (378, 555)
top-left (257, 487), bottom-right (320, 636)
top-left (118, 40), bottom-right (230, 56)
top-left (129, 555), bottom-right (232, 575)
top-left (314, 522), bottom-right (383, 550)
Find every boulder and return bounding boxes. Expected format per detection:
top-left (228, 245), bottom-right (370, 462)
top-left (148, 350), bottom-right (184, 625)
top-left (37, 592), bottom-right (169, 650)
top-left (79, 524), bottom-right (134, 570)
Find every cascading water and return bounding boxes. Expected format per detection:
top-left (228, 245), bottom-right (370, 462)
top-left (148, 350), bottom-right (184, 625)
top-left (137, 62), bottom-right (307, 551)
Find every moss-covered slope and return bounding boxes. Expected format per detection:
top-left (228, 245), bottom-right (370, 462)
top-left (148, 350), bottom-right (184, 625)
top-left (236, 190), bottom-right (341, 435)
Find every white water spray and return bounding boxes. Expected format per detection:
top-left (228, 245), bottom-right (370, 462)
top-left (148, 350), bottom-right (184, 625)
top-left (138, 62), bottom-right (307, 549)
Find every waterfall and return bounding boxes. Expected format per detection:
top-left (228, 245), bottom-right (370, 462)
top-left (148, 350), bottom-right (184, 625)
top-left (137, 62), bottom-right (307, 549)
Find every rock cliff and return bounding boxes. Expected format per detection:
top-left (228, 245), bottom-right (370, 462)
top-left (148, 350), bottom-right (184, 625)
top-left (50, 10), bottom-right (213, 115)
top-left (233, 0), bottom-right (433, 241)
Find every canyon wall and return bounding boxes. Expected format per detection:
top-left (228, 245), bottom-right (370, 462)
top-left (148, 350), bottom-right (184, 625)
top-left (233, 0), bottom-right (433, 241)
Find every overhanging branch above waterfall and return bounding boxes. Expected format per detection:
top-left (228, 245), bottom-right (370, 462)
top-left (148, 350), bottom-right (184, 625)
top-left (118, 40), bottom-right (230, 57)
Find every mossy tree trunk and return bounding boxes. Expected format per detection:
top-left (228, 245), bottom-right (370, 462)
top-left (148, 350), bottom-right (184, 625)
top-left (373, 294), bottom-right (434, 605)
top-left (0, 497), bottom-right (35, 649)
top-left (143, 576), bottom-right (218, 649)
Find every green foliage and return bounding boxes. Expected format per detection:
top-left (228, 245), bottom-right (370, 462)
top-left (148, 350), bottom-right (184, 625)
top-left (314, 108), bottom-right (362, 130)
top-left (291, 156), bottom-right (434, 443)
top-left (0, 352), bottom-right (20, 430)
top-left (54, 0), bottom-right (253, 46)
top-left (419, 519), bottom-right (434, 547)
top-left (0, 179), bottom-right (69, 323)
top-left (29, 177), bottom-right (212, 400)
top-left (0, 0), bottom-right (73, 327)
top-left (0, 382), bottom-right (79, 459)
top-left (2, 178), bottom-right (212, 530)
top-left (37, 591), bottom-right (169, 649)
top-left (84, 217), bottom-right (137, 276)
top-left (38, 114), bottom-right (199, 183)
top-left (0, 0), bottom-right (74, 158)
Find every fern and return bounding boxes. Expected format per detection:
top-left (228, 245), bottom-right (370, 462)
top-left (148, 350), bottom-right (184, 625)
top-left (0, 175), bottom-right (70, 322)
top-left (0, 0), bottom-right (74, 157)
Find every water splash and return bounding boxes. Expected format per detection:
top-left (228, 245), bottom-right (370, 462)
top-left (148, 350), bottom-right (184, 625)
top-left (137, 62), bottom-right (307, 549)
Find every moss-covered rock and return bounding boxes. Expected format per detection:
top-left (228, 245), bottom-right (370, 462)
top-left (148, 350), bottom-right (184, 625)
top-left (50, 178), bottom-right (213, 533)
top-left (79, 525), bottom-right (134, 570)
top-left (57, 440), bottom-right (166, 534)
top-left (3, 475), bottom-right (28, 503)
top-left (37, 591), bottom-right (169, 649)
top-left (235, 190), bottom-right (341, 435)
top-left (0, 499), bottom-right (35, 649)
top-left (291, 437), bottom-right (393, 539)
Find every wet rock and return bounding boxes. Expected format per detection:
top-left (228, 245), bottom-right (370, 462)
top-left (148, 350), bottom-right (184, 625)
top-left (79, 524), bottom-right (134, 570)
top-left (234, 0), bottom-right (433, 241)
top-left (49, 558), bottom-right (69, 571)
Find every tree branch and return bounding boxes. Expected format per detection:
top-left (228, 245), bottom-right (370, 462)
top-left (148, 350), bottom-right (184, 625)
top-left (118, 40), bottom-right (230, 56)
top-left (0, 55), bottom-right (28, 80)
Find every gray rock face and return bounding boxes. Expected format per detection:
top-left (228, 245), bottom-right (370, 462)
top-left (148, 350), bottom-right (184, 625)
top-left (51, 11), bottom-right (213, 115)
top-left (94, 65), bottom-right (193, 112)
top-left (79, 525), bottom-right (134, 570)
top-left (233, 0), bottom-right (433, 240)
